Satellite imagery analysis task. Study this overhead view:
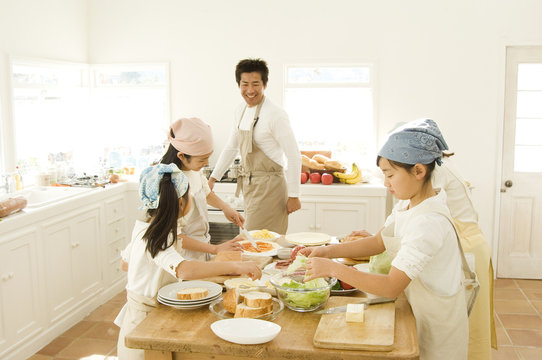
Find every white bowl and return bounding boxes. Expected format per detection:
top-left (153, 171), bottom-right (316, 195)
top-left (210, 318), bottom-right (281, 345)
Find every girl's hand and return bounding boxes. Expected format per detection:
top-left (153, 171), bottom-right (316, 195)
top-left (304, 257), bottom-right (335, 281)
top-left (236, 261), bottom-right (262, 280)
top-left (349, 229), bottom-right (372, 237)
top-left (215, 238), bottom-right (243, 253)
top-left (299, 245), bottom-right (329, 258)
top-left (223, 206), bottom-right (245, 228)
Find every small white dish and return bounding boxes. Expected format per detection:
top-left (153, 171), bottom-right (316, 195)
top-left (210, 318), bottom-right (281, 344)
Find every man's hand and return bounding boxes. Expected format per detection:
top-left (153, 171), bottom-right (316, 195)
top-left (286, 197), bottom-right (301, 214)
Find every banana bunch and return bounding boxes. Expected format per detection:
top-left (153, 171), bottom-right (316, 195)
top-left (334, 163), bottom-right (363, 184)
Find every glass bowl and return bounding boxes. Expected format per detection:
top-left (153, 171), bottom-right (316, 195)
top-left (208, 296), bottom-right (284, 321)
top-left (269, 274), bottom-right (337, 312)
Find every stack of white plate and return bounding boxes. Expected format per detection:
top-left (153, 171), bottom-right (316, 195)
top-left (285, 232), bottom-right (331, 246)
top-left (157, 280), bottom-right (222, 309)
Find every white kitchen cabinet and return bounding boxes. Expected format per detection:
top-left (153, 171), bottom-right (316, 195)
top-left (287, 183), bottom-right (388, 236)
top-left (41, 205), bottom-right (102, 324)
top-left (0, 228), bottom-right (42, 355)
top-left (104, 195), bottom-right (128, 287)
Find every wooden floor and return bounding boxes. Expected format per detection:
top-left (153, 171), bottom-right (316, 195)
top-left (28, 278), bottom-right (542, 360)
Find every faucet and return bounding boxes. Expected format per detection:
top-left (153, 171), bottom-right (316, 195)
top-left (0, 173), bottom-right (15, 195)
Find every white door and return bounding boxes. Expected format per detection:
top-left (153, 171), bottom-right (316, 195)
top-left (498, 46), bottom-right (542, 279)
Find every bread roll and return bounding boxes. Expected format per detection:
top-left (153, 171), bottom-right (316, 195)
top-left (177, 287), bottom-right (208, 300)
top-left (312, 154), bottom-right (330, 164)
top-left (0, 197), bottom-right (27, 218)
top-left (309, 159), bottom-right (325, 170)
top-left (324, 160), bottom-right (344, 172)
top-left (223, 288), bottom-right (240, 313)
top-left (301, 154), bottom-right (312, 169)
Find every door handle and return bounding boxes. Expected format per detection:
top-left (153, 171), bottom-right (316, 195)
top-left (504, 180), bottom-right (513, 188)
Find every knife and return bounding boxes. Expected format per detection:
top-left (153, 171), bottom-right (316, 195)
top-left (240, 228), bottom-right (260, 250)
top-left (314, 297), bottom-right (395, 314)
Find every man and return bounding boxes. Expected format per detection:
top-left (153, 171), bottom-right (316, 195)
top-left (209, 58), bottom-right (301, 234)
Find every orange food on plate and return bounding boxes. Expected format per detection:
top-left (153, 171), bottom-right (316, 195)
top-left (241, 241), bottom-right (274, 253)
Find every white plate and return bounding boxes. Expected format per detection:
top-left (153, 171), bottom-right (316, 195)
top-left (158, 297), bottom-right (219, 310)
top-left (239, 240), bottom-right (281, 257)
top-left (211, 318), bottom-right (281, 344)
top-left (158, 292), bottom-right (221, 306)
top-left (158, 280), bottom-right (223, 303)
top-left (249, 229), bottom-right (280, 241)
top-left (284, 232), bottom-right (331, 246)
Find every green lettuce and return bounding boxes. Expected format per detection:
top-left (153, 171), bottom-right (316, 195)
top-left (278, 277), bottom-right (329, 309)
top-left (369, 250), bottom-right (392, 274)
top-left (286, 255), bottom-right (308, 275)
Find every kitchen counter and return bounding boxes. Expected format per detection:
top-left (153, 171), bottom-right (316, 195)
top-left (126, 293), bottom-right (419, 360)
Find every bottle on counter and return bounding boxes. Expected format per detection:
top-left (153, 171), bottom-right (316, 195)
top-left (14, 166), bottom-right (24, 191)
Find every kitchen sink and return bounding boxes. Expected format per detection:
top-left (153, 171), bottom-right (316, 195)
top-left (20, 186), bottom-right (93, 208)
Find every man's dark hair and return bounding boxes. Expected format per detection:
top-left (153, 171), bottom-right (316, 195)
top-left (235, 58), bottom-right (269, 86)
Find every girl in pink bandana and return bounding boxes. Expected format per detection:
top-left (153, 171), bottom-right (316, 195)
top-left (163, 117), bottom-right (245, 261)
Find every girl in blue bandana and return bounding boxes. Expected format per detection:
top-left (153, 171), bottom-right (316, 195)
top-left (115, 163), bottom-right (261, 360)
top-left (302, 119), bottom-right (469, 360)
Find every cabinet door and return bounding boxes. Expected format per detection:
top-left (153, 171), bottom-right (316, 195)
top-left (0, 229), bottom-right (42, 353)
top-left (42, 206), bottom-right (102, 324)
top-left (286, 201), bottom-right (316, 234)
top-left (71, 208), bottom-right (102, 301)
top-left (315, 201), bottom-right (372, 236)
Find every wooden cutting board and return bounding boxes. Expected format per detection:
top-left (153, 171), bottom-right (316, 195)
top-left (199, 253), bottom-right (273, 284)
top-left (313, 296), bottom-right (396, 351)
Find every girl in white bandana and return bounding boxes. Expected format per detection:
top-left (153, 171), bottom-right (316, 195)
top-left (302, 119), bottom-right (470, 360)
top-left (115, 164), bottom-right (260, 360)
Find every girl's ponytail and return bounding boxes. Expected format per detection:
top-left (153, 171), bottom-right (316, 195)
top-left (143, 173), bottom-right (188, 258)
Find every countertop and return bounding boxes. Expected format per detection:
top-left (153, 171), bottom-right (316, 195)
top-left (126, 293), bottom-right (419, 360)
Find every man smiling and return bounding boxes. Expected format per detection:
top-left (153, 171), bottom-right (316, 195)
top-left (209, 58), bottom-right (301, 234)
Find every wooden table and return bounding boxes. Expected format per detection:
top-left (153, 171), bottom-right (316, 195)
top-left (125, 293), bottom-right (419, 360)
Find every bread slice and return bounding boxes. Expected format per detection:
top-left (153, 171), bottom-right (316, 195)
top-left (234, 303), bottom-right (273, 318)
top-left (242, 291), bottom-right (272, 308)
top-left (177, 287), bottom-right (208, 300)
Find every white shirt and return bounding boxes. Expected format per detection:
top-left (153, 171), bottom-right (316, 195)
top-left (385, 190), bottom-right (463, 296)
top-left (121, 220), bottom-right (185, 298)
top-left (211, 98), bottom-right (301, 198)
top-left (432, 157), bottom-right (478, 224)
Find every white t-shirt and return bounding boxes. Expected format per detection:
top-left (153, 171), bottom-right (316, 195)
top-left (211, 98), bottom-right (301, 198)
top-left (385, 190), bottom-right (463, 296)
top-left (121, 220), bottom-right (185, 299)
top-left (432, 157), bottom-right (478, 224)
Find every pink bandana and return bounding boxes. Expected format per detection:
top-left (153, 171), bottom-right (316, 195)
top-left (168, 118), bottom-right (214, 156)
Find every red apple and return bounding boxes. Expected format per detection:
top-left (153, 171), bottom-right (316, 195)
top-left (309, 172), bottom-right (321, 184)
top-left (300, 172), bottom-right (309, 184)
top-left (340, 280), bottom-right (354, 290)
top-left (321, 173), bottom-right (333, 185)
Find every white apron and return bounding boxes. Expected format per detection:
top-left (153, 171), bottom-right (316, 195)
top-left (235, 97), bottom-right (288, 234)
top-left (116, 268), bottom-right (177, 359)
top-left (180, 185), bottom-right (211, 261)
top-left (381, 203), bottom-right (469, 360)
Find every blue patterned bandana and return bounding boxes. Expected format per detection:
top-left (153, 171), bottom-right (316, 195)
top-left (378, 118), bottom-right (449, 166)
top-left (139, 163), bottom-right (189, 210)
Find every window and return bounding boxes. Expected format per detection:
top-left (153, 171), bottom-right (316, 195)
top-left (10, 59), bottom-right (169, 185)
top-left (284, 65), bottom-right (375, 168)
top-left (514, 63), bottom-right (542, 172)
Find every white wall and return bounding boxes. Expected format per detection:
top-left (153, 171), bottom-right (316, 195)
top-left (2, 0), bottom-right (542, 254)
top-left (0, 0), bottom-right (89, 170)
